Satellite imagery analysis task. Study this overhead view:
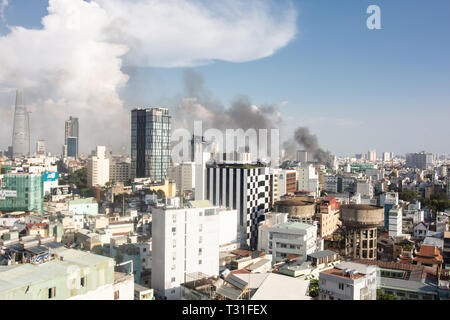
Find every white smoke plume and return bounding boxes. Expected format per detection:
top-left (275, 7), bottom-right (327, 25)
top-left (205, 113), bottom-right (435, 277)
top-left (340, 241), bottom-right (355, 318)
top-left (0, 0), bottom-right (297, 154)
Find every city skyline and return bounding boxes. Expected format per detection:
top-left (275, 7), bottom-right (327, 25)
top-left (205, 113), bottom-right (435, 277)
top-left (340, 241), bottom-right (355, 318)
top-left (0, 0), bottom-right (449, 156)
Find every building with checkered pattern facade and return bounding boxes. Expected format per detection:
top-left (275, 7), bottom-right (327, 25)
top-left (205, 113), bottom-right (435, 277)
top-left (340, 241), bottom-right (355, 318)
top-left (205, 163), bottom-right (271, 250)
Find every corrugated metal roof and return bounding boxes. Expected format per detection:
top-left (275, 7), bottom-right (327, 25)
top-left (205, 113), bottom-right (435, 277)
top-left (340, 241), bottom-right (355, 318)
top-left (225, 274), bottom-right (248, 290)
top-left (215, 286), bottom-right (242, 300)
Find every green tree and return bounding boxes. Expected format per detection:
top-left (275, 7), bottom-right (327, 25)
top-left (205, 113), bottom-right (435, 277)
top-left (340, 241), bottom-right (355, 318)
top-left (377, 289), bottom-right (398, 300)
top-left (308, 279), bottom-right (319, 298)
top-left (399, 190), bottom-right (418, 202)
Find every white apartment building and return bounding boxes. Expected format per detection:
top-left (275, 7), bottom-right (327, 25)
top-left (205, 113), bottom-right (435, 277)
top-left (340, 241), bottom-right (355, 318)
top-left (168, 162), bottom-right (195, 196)
top-left (205, 164), bottom-right (270, 250)
top-left (297, 164), bottom-right (319, 196)
top-left (87, 146), bottom-right (110, 187)
top-left (367, 150), bottom-right (377, 162)
top-left (382, 152), bottom-right (391, 162)
top-left (257, 212), bottom-right (288, 253)
top-left (356, 180), bottom-right (373, 199)
top-left (259, 221), bottom-right (317, 265)
top-left (388, 207), bottom-right (403, 238)
top-left (151, 201), bottom-right (221, 300)
top-left (319, 261), bottom-right (377, 300)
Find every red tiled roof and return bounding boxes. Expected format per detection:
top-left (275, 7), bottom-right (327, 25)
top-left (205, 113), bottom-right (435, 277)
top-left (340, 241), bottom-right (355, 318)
top-left (416, 245), bottom-right (441, 258)
top-left (354, 259), bottom-right (420, 271)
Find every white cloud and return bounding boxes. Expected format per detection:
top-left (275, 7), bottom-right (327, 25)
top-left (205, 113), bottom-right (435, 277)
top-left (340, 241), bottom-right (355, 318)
top-left (0, 0), bottom-right (297, 153)
top-left (98, 0), bottom-right (297, 67)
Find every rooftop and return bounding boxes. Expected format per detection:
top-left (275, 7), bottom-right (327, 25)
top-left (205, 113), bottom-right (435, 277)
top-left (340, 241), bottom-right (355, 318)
top-left (250, 273), bottom-right (311, 300)
top-left (271, 222), bottom-right (315, 231)
top-left (69, 198), bottom-right (97, 205)
top-left (321, 268), bottom-right (365, 280)
top-left (188, 200), bottom-right (213, 209)
top-left (0, 248), bottom-right (114, 292)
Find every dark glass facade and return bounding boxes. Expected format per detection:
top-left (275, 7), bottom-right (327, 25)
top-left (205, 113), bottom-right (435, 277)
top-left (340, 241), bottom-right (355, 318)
top-left (131, 108), bottom-right (171, 181)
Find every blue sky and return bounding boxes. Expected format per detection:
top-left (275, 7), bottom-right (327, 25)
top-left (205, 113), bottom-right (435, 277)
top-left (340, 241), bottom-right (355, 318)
top-left (1, 0), bottom-right (449, 156)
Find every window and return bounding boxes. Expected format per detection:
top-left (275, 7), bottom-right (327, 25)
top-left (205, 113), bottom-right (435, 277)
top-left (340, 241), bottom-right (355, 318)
top-left (172, 227), bottom-right (176, 233)
top-left (339, 283), bottom-right (344, 290)
top-left (199, 260), bottom-right (202, 265)
top-left (80, 276), bottom-right (87, 288)
top-left (199, 248), bottom-right (202, 255)
top-left (171, 277), bottom-right (176, 282)
top-left (171, 265), bottom-right (176, 270)
top-left (114, 290), bottom-right (120, 300)
top-left (48, 287), bottom-right (56, 299)
top-left (199, 236), bottom-right (203, 244)
top-left (199, 224), bottom-right (203, 232)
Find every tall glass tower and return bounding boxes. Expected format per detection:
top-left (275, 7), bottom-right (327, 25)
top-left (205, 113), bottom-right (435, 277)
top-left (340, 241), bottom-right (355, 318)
top-left (131, 108), bottom-right (171, 181)
top-left (12, 89), bottom-right (30, 158)
top-left (64, 116), bottom-right (79, 158)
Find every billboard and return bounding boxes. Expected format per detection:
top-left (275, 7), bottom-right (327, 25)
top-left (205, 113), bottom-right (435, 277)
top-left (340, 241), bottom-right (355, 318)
top-left (51, 186), bottom-right (72, 196)
top-left (0, 190), bottom-right (17, 200)
top-left (44, 172), bottom-right (59, 182)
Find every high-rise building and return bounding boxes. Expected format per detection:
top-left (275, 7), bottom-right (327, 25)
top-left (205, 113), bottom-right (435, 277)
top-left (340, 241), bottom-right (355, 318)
top-left (382, 152), bottom-right (391, 162)
top-left (36, 140), bottom-right (46, 155)
top-left (87, 146), bottom-right (110, 187)
top-left (109, 160), bottom-right (130, 184)
top-left (367, 150), bottom-right (377, 162)
top-left (296, 150), bottom-right (314, 163)
top-left (405, 152), bottom-right (433, 170)
top-left (131, 108), bottom-right (171, 181)
top-left (205, 162), bottom-right (270, 249)
top-left (67, 137), bottom-right (78, 158)
top-left (12, 90), bottom-right (30, 158)
top-left (0, 173), bottom-right (44, 214)
top-left (151, 202), bottom-right (220, 300)
top-left (296, 164), bottom-right (319, 196)
top-left (167, 162), bottom-right (195, 196)
top-left (65, 116), bottom-right (79, 159)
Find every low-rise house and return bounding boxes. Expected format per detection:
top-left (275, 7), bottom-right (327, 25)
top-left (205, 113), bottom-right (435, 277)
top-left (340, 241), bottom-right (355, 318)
top-left (0, 247), bottom-right (134, 300)
top-left (319, 261), bottom-right (377, 300)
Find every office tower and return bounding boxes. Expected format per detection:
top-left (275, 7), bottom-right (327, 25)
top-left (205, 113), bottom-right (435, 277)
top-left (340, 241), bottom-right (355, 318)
top-left (167, 162), bottom-right (195, 196)
top-left (87, 146), bottom-right (110, 187)
top-left (367, 150), bottom-right (377, 162)
top-left (67, 137), bottom-right (78, 158)
top-left (405, 152), bottom-right (433, 170)
top-left (152, 203), bottom-right (220, 300)
top-left (12, 89), bottom-right (30, 158)
top-left (131, 108), bottom-right (171, 181)
top-left (36, 140), bottom-right (46, 155)
top-left (65, 116), bottom-right (79, 159)
top-left (296, 150), bottom-right (314, 163)
top-left (0, 173), bottom-right (44, 214)
top-left (382, 152), bottom-right (391, 162)
top-left (109, 160), bottom-right (131, 184)
top-left (205, 162), bottom-right (270, 250)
